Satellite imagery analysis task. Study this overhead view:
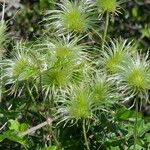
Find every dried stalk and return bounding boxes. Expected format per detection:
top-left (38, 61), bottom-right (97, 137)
top-left (20, 118), bottom-right (53, 136)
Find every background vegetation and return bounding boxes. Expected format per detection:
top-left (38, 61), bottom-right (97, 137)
top-left (0, 0), bottom-right (150, 150)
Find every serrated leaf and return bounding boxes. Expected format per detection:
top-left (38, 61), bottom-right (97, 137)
top-left (19, 123), bottom-right (29, 132)
top-left (9, 119), bottom-right (20, 131)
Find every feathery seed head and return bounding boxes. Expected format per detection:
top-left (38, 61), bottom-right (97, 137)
top-left (117, 53), bottom-right (150, 96)
top-left (69, 87), bottom-right (92, 119)
top-left (96, 0), bottom-right (121, 14)
top-left (91, 72), bottom-right (119, 107)
top-left (100, 39), bottom-right (136, 73)
top-left (1, 43), bottom-right (40, 96)
top-left (46, 0), bottom-right (97, 34)
top-left (56, 86), bottom-right (92, 123)
top-left (42, 36), bottom-right (92, 88)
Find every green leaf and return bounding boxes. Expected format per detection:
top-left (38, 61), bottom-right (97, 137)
top-left (110, 146), bottom-right (120, 150)
top-left (140, 24), bottom-right (150, 38)
top-left (132, 7), bottom-right (139, 18)
top-left (0, 130), bottom-right (27, 146)
top-left (19, 123), bottom-right (29, 132)
top-left (116, 107), bottom-right (138, 121)
top-left (137, 121), bottom-right (150, 137)
top-left (41, 146), bottom-right (57, 150)
top-left (9, 119), bottom-right (20, 131)
top-left (0, 134), bottom-right (5, 142)
top-left (129, 145), bottom-right (143, 150)
top-left (8, 119), bottom-right (29, 132)
top-left (145, 133), bottom-right (150, 142)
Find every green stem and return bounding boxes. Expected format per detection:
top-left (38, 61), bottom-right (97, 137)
top-left (134, 100), bottom-right (138, 150)
top-left (51, 128), bottom-right (61, 150)
top-left (0, 0), bottom-right (6, 103)
top-left (102, 12), bottom-right (109, 49)
top-left (26, 81), bottom-right (36, 104)
top-left (45, 91), bottom-right (61, 149)
top-left (82, 119), bottom-right (90, 150)
top-left (0, 57), bottom-right (2, 102)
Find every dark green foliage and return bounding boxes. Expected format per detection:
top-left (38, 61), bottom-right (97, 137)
top-left (0, 0), bottom-right (150, 150)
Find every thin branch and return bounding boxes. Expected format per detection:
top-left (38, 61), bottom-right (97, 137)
top-left (0, 5), bottom-right (12, 17)
top-left (20, 118), bottom-right (53, 136)
top-left (1, 0), bottom-right (5, 22)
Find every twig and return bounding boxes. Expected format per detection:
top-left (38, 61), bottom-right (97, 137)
top-left (0, 122), bottom-right (7, 131)
top-left (1, 0), bottom-right (5, 22)
top-left (20, 118), bottom-right (53, 136)
top-left (0, 5), bottom-right (11, 17)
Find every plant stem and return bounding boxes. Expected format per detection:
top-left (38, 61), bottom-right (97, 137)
top-left (82, 119), bottom-right (90, 150)
top-left (102, 12), bottom-right (109, 49)
top-left (0, 0), bottom-right (6, 103)
top-left (0, 52), bottom-right (2, 103)
top-left (26, 81), bottom-right (36, 104)
top-left (50, 128), bottom-right (61, 150)
top-left (134, 100), bottom-right (138, 150)
top-left (1, 0), bottom-right (6, 23)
